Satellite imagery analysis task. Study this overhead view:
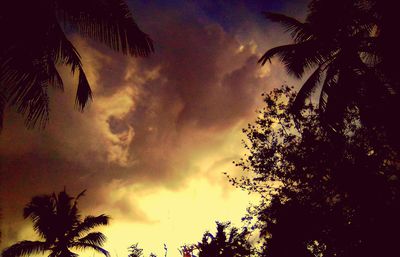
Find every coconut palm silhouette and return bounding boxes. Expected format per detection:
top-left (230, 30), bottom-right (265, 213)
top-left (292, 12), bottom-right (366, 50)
top-left (2, 189), bottom-right (110, 257)
top-left (258, 0), bottom-right (398, 133)
top-left (0, 0), bottom-right (154, 129)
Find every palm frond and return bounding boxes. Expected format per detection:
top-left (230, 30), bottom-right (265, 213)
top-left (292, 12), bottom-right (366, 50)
top-left (69, 190), bottom-right (86, 226)
top-left (259, 41), bottom-right (329, 78)
top-left (2, 241), bottom-right (48, 257)
top-left (61, 250), bottom-right (78, 257)
top-left (49, 248), bottom-right (78, 257)
top-left (54, 190), bottom-right (84, 238)
top-left (1, 50), bottom-right (57, 129)
top-left (71, 243), bottom-right (110, 257)
top-left (78, 232), bottom-right (107, 246)
top-left (0, 14), bottom-right (70, 129)
top-left (1, 9), bottom-right (92, 129)
top-left (51, 22), bottom-right (83, 73)
top-left (55, 190), bottom-right (74, 217)
top-left (291, 65), bottom-right (324, 115)
top-left (75, 67), bottom-right (92, 110)
top-left (20, 86), bottom-right (50, 129)
top-left (23, 195), bottom-right (57, 240)
top-left (263, 12), bottom-right (312, 42)
top-left (1, 0), bottom-right (154, 130)
top-left (69, 214), bottom-right (109, 239)
top-left (50, 22), bottom-right (93, 111)
top-left (47, 61), bottom-right (64, 90)
top-left (23, 195), bottom-right (54, 219)
top-left (12, 71), bottom-right (50, 129)
top-left (319, 54), bottom-right (363, 128)
top-left (319, 65), bottom-right (339, 113)
top-left (75, 190), bottom-right (87, 201)
top-left (56, 0), bottom-right (154, 57)
top-left (258, 44), bottom-right (296, 65)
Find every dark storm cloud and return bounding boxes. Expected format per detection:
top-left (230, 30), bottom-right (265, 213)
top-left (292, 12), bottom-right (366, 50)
top-left (137, 17), bottom-right (263, 130)
top-left (0, 0), bottom-right (305, 249)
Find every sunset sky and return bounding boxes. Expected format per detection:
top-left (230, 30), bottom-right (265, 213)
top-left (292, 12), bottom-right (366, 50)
top-left (0, 1), bottom-right (307, 256)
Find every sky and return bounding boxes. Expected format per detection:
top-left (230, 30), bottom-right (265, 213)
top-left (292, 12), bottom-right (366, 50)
top-left (0, 1), bottom-right (307, 256)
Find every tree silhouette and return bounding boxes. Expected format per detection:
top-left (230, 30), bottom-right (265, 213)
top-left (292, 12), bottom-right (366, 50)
top-left (194, 222), bottom-right (253, 257)
top-left (233, 86), bottom-right (400, 256)
top-left (0, 0), bottom-right (154, 129)
top-left (258, 0), bottom-right (400, 141)
top-left (128, 243), bottom-right (144, 257)
top-left (1, 189), bottom-right (110, 257)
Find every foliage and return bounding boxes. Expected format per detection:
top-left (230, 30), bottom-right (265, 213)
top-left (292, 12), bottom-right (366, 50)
top-left (0, 0), bottom-right (154, 129)
top-left (251, 1), bottom-right (400, 254)
top-left (1, 189), bottom-right (110, 257)
top-left (233, 85), bottom-right (400, 256)
top-left (127, 243), bottom-right (168, 257)
top-left (128, 243), bottom-right (144, 257)
top-left (183, 221), bottom-right (253, 257)
top-left (259, 0), bottom-right (400, 148)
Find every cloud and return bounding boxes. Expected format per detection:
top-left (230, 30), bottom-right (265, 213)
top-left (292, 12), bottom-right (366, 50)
top-left (0, 1), bottom-right (303, 252)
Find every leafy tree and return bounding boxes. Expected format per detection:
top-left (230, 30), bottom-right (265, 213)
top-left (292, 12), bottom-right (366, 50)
top-left (128, 243), bottom-right (144, 257)
top-left (191, 221), bottom-right (253, 257)
top-left (233, 86), bottom-right (400, 256)
top-left (2, 189), bottom-right (110, 257)
top-left (0, 0), bottom-right (154, 129)
top-left (258, 0), bottom-right (400, 146)
top-left (127, 244), bottom-right (168, 257)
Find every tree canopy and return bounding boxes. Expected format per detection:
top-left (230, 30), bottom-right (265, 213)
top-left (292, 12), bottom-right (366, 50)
top-left (128, 243), bottom-right (144, 257)
top-left (233, 86), bottom-right (400, 256)
top-left (259, 0), bottom-right (400, 148)
top-left (181, 221), bottom-right (253, 257)
top-left (251, 3), bottom-right (400, 252)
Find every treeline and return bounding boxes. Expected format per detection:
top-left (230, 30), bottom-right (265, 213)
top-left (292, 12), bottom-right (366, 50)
top-left (0, 189), bottom-right (253, 257)
top-left (2, 0), bottom-right (400, 256)
top-left (235, 0), bottom-right (400, 256)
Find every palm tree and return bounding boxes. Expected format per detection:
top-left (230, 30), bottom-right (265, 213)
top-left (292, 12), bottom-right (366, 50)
top-left (1, 189), bottom-right (110, 257)
top-left (258, 0), bottom-right (395, 131)
top-left (0, 0), bottom-right (154, 129)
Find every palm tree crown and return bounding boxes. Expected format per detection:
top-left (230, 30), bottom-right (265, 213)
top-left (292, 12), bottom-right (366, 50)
top-left (259, 0), bottom-right (398, 132)
top-left (0, 0), bottom-right (154, 129)
top-left (2, 189), bottom-right (110, 257)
